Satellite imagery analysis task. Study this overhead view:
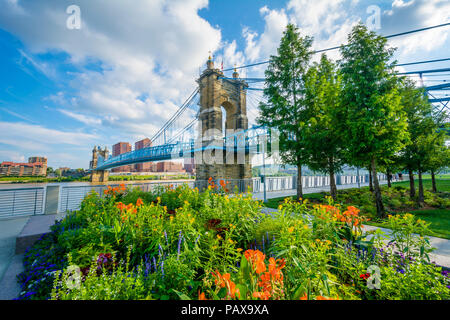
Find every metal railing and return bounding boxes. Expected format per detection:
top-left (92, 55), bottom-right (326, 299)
top-left (0, 187), bottom-right (45, 218)
top-left (58, 181), bottom-right (196, 213)
top-left (0, 174), bottom-right (391, 218)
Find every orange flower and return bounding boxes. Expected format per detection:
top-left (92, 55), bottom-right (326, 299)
top-left (244, 249), bottom-right (266, 274)
top-left (316, 295), bottom-right (339, 300)
top-left (198, 292), bottom-right (208, 300)
top-left (253, 291), bottom-right (271, 300)
top-left (211, 270), bottom-right (240, 299)
top-left (299, 293), bottom-right (308, 300)
top-left (136, 198), bottom-right (144, 207)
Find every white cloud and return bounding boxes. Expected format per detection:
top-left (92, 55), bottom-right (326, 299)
top-left (381, 0), bottom-right (450, 57)
top-left (0, 0), bottom-right (222, 139)
top-left (0, 121), bottom-right (98, 149)
top-left (57, 109), bottom-right (102, 126)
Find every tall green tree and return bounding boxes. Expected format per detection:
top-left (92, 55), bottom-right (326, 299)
top-left (302, 54), bottom-right (345, 200)
top-left (258, 24), bottom-right (313, 199)
top-left (338, 24), bottom-right (408, 218)
top-left (397, 78), bottom-right (442, 204)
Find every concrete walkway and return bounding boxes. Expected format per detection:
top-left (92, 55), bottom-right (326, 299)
top-left (0, 214), bottom-right (64, 300)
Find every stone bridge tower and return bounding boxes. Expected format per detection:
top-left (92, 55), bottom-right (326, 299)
top-left (90, 146), bottom-right (109, 183)
top-left (195, 57), bottom-right (252, 191)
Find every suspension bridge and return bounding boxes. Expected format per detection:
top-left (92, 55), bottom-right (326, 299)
top-left (90, 23), bottom-right (450, 184)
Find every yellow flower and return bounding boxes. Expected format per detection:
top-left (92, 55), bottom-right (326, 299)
top-left (157, 197), bottom-right (161, 202)
top-left (217, 234), bottom-right (222, 240)
top-left (236, 248), bottom-right (243, 252)
top-left (278, 205), bottom-right (283, 210)
top-left (190, 218), bottom-right (195, 224)
top-left (288, 227), bottom-right (294, 233)
top-left (170, 216), bottom-right (174, 221)
top-left (303, 225), bottom-right (309, 230)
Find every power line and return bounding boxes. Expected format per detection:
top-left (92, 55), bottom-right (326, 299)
top-left (223, 22), bottom-right (450, 71)
top-left (397, 58), bottom-right (450, 67)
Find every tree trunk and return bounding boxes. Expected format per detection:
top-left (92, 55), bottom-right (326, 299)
top-left (387, 168), bottom-right (392, 188)
top-left (329, 169), bottom-right (337, 201)
top-left (431, 170), bottom-right (437, 193)
top-left (369, 168), bottom-right (373, 192)
top-left (408, 169), bottom-right (415, 199)
top-left (297, 164), bottom-right (303, 200)
top-left (371, 158), bottom-right (385, 218)
top-left (418, 166), bottom-right (424, 206)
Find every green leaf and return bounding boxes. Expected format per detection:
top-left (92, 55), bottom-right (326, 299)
top-left (236, 284), bottom-right (248, 300)
top-left (172, 289), bottom-right (191, 300)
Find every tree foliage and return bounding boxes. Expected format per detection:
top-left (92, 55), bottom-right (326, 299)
top-left (258, 24), bottom-right (313, 198)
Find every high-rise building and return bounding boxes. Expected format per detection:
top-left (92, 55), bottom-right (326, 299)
top-left (134, 138), bottom-right (152, 172)
top-left (112, 142), bottom-right (132, 173)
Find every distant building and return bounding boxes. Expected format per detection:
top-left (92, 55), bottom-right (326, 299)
top-left (184, 158), bottom-right (195, 174)
top-left (156, 161), bottom-right (185, 173)
top-left (0, 157), bottom-right (47, 176)
top-left (134, 138), bottom-right (152, 172)
top-left (112, 142), bottom-right (132, 173)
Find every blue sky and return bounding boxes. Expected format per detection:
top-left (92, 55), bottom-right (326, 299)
top-left (0, 0), bottom-right (449, 168)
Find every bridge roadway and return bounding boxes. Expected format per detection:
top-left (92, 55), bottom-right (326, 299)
top-left (94, 126), bottom-right (270, 171)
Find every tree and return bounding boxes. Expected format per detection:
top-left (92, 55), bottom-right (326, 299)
top-left (427, 141), bottom-right (450, 192)
top-left (397, 78), bottom-right (443, 204)
top-left (302, 54), bottom-right (345, 200)
top-left (338, 24), bottom-right (409, 218)
top-left (258, 24), bottom-right (314, 199)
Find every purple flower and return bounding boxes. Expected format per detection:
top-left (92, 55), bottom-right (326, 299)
top-left (177, 231), bottom-right (182, 260)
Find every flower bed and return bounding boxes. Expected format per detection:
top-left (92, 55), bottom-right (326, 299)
top-left (17, 183), bottom-right (449, 300)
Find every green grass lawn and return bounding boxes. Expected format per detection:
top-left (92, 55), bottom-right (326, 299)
top-left (392, 176), bottom-right (450, 192)
top-left (264, 176), bottom-right (450, 239)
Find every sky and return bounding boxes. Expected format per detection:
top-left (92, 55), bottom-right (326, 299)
top-left (0, 0), bottom-right (449, 169)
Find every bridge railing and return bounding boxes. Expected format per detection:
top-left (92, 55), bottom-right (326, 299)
top-left (0, 187), bottom-right (45, 218)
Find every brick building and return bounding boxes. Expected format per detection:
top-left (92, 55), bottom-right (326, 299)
top-left (134, 138), bottom-right (152, 172)
top-left (112, 142), bottom-right (132, 173)
top-left (156, 161), bottom-right (185, 173)
top-left (184, 158), bottom-right (195, 174)
top-left (0, 157), bottom-right (47, 176)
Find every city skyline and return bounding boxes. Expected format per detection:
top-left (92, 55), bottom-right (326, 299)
top-left (0, 0), bottom-right (449, 169)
